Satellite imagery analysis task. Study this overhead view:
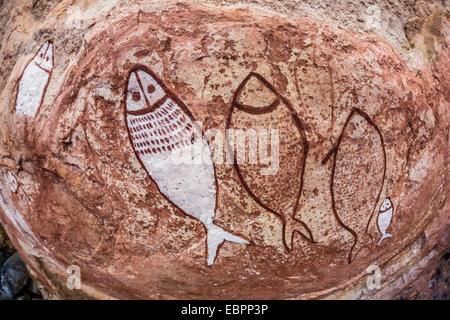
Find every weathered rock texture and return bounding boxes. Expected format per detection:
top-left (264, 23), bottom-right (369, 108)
top-left (0, 0), bottom-right (448, 299)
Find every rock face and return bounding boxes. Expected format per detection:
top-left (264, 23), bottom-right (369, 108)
top-left (0, 252), bottom-right (29, 299)
top-left (0, 0), bottom-right (448, 299)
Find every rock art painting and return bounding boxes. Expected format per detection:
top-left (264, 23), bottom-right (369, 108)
top-left (226, 72), bottom-right (314, 252)
top-left (4, 170), bottom-right (32, 203)
top-left (377, 197), bottom-right (394, 246)
top-left (15, 41), bottom-right (54, 118)
top-left (1, 0), bottom-right (447, 300)
top-left (124, 66), bottom-right (249, 266)
top-left (6, 170), bottom-right (19, 194)
top-left (323, 106), bottom-right (386, 263)
top-left (0, 170), bottom-right (39, 247)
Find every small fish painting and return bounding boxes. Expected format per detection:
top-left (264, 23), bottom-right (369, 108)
top-left (377, 197), bottom-right (394, 246)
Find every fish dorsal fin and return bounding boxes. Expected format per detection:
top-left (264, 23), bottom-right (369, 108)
top-left (234, 73), bottom-right (279, 114)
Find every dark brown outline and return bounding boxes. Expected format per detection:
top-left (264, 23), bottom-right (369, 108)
top-left (14, 41), bottom-right (54, 120)
top-left (226, 72), bottom-right (314, 252)
top-left (123, 65), bottom-right (249, 266)
top-left (322, 106), bottom-right (387, 264)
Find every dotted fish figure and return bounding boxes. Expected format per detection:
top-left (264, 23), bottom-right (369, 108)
top-left (226, 72), bottom-right (314, 252)
top-left (124, 66), bottom-right (248, 266)
top-left (15, 41), bottom-right (54, 118)
top-left (323, 105), bottom-right (386, 263)
top-left (377, 197), bottom-right (393, 246)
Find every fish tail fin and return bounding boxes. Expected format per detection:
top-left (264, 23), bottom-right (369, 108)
top-left (206, 224), bottom-right (249, 266)
top-left (283, 217), bottom-right (314, 252)
top-left (349, 233), bottom-right (373, 264)
top-left (377, 233), bottom-right (392, 246)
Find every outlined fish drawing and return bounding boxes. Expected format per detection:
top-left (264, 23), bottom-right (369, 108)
top-left (124, 66), bottom-right (248, 266)
top-left (377, 197), bottom-right (394, 246)
top-left (15, 41), bottom-right (54, 118)
top-left (323, 104), bottom-right (386, 263)
top-left (226, 72), bottom-right (314, 252)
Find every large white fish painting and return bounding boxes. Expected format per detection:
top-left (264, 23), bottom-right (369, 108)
top-left (15, 41), bottom-right (54, 118)
top-left (377, 197), bottom-right (394, 246)
top-left (124, 66), bottom-right (248, 266)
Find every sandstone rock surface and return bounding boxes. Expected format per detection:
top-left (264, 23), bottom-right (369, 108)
top-left (0, 0), bottom-right (448, 299)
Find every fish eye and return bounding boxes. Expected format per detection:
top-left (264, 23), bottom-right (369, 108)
top-left (40, 54), bottom-right (43, 58)
top-left (147, 84), bottom-right (155, 94)
top-left (46, 57), bottom-right (49, 61)
top-left (132, 91), bottom-right (141, 102)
